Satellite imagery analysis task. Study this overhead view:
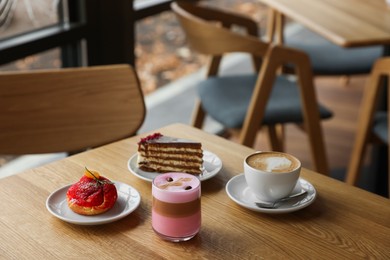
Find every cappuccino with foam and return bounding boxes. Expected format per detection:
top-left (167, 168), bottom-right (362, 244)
top-left (246, 152), bottom-right (300, 173)
top-left (244, 151), bottom-right (301, 201)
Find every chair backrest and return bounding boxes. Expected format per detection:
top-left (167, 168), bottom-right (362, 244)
top-left (171, 1), bottom-right (268, 75)
top-left (171, 2), bottom-right (268, 56)
top-left (171, 1), bottom-right (320, 145)
top-left (172, 1), bottom-right (329, 174)
top-left (0, 64), bottom-right (146, 154)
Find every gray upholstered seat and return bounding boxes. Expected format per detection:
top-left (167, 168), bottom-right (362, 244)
top-left (285, 27), bottom-right (383, 75)
top-left (198, 74), bottom-right (333, 129)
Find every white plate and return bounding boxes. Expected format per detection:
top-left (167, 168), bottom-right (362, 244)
top-left (46, 181), bottom-right (141, 225)
top-left (226, 174), bottom-right (316, 214)
top-left (127, 150), bottom-right (222, 182)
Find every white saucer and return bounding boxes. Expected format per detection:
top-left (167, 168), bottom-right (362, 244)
top-left (226, 174), bottom-right (316, 214)
top-left (46, 181), bottom-right (141, 225)
top-left (127, 150), bottom-right (222, 182)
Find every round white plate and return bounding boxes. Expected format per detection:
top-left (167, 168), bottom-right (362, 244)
top-left (127, 150), bottom-right (222, 182)
top-left (226, 174), bottom-right (316, 214)
top-left (46, 181), bottom-right (141, 225)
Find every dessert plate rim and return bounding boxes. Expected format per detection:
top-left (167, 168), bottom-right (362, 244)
top-left (46, 181), bottom-right (141, 225)
top-left (127, 150), bottom-right (222, 182)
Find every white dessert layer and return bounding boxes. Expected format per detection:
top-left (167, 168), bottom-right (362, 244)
top-left (142, 163), bottom-right (201, 174)
top-left (138, 152), bottom-right (202, 162)
top-left (141, 158), bottom-right (202, 167)
top-left (144, 135), bottom-right (200, 144)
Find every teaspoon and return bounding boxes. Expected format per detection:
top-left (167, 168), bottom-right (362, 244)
top-left (255, 190), bottom-right (308, 209)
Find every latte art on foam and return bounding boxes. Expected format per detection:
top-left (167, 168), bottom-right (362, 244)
top-left (263, 157), bottom-right (292, 172)
top-left (247, 152), bottom-right (300, 173)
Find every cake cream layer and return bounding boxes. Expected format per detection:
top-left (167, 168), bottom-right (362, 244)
top-left (138, 155), bottom-right (202, 167)
top-left (140, 164), bottom-right (201, 175)
top-left (138, 151), bottom-right (203, 162)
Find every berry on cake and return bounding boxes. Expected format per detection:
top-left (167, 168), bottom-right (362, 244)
top-left (66, 167), bottom-right (118, 215)
top-left (137, 133), bottom-right (203, 175)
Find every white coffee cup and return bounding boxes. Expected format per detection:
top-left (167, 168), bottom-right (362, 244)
top-left (244, 151), bottom-right (301, 201)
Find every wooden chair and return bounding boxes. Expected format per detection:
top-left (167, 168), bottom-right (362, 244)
top-left (346, 57), bottom-right (390, 197)
top-left (171, 2), bottom-right (332, 175)
top-left (0, 64), bottom-right (146, 155)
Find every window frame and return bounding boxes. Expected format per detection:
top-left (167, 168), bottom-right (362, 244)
top-left (0, 0), bottom-right (190, 67)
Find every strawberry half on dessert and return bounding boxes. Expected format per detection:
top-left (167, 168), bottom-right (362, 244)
top-left (66, 168), bottom-right (118, 215)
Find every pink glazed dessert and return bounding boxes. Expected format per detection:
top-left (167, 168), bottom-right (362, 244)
top-left (152, 172), bottom-right (201, 242)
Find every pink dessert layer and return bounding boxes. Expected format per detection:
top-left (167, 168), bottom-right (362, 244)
top-left (152, 211), bottom-right (201, 238)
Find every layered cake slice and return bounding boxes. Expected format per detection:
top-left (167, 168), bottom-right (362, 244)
top-left (137, 133), bottom-right (203, 175)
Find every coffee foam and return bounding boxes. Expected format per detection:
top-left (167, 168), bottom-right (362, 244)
top-left (247, 152), bottom-right (299, 173)
top-left (262, 157), bottom-right (292, 172)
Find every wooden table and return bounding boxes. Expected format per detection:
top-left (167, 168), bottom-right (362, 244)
top-left (1, 123), bottom-right (389, 259)
top-left (260, 0), bottom-right (390, 48)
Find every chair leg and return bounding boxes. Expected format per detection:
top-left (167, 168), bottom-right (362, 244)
top-left (191, 99), bottom-right (206, 129)
top-left (267, 124), bottom-right (284, 152)
top-left (305, 119), bottom-right (329, 175)
top-left (266, 8), bottom-right (276, 43)
top-left (345, 73), bottom-right (382, 185)
top-left (294, 65), bottom-right (329, 175)
top-left (297, 85), bottom-right (329, 175)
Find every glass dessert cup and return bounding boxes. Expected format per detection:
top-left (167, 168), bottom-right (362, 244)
top-left (152, 172), bottom-right (201, 242)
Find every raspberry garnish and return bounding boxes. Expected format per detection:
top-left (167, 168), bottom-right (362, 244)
top-left (138, 132), bottom-right (163, 144)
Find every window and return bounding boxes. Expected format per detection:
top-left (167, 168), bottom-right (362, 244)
top-left (0, 0), bottom-right (62, 39)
